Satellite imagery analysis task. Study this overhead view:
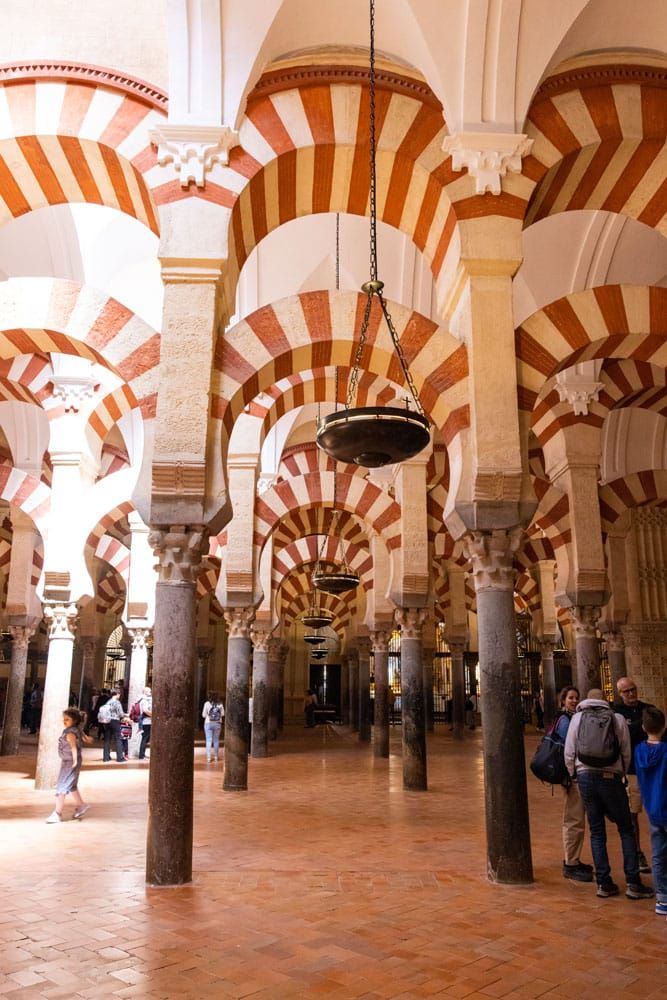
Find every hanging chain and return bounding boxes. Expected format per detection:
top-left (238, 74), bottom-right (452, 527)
top-left (346, 292), bottom-right (372, 409)
top-left (335, 212), bottom-right (340, 292)
top-left (368, 0), bottom-right (378, 284)
top-left (379, 293), bottom-right (425, 415)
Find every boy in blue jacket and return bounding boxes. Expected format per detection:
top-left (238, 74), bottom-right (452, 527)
top-left (635, 706), bottom-right (667, 917)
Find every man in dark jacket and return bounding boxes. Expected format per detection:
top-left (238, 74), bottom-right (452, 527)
top-left (615, 677), bottom-right (661, 872)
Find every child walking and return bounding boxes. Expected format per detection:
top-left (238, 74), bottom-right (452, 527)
top-left (635, 706), bottom-right (667, 918)
top-left (47, 708), bottom-right (92, 823)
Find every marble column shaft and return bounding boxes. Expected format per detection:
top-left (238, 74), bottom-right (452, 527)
top-left (340, 656), bottom-right (350, 725)
top-left (0, 625), bottom-right (35, 757)
top-left (604, 632), bottom-right (626, 691)
top-left (423, 650), bottom-right (435, 733)
top-left (396, 609), bottom-right (427, 791)
top-left (357, 641), bottom-right (371, 743)
top-left (572, 606), bottom-right (601, 694)
top-left (145, 527), bottom-right (205, 886)
top-left (78, 637), bottom-right (97, 716)
top-left (466, 529), bottom-right (533, 884)
top-left (267, 638), bottom-right (281, 741)
top-left (35, 604), bottom-right (78, 790)
top-left (540, 641), bottom-right (558, 729)
top-left (251, 628), bottom-right (270, 758)
top-left (223, 608), bottom-right (255, 790)
top-left (450, 642), bottom-right (466, 740)
top-left (348, 655), bottom-right (359, 731)
top-left (371, 631), bottom-right (390, 758)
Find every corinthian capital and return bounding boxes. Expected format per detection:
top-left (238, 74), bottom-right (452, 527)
top-left (129, 627), bottom-right (151, 650)
top-left (395, 607), bottom-right (427, 639)
top-left (250, 626), bottom-right (270, 652)
top-left (224, 607), bottom-right (255, 639)
top-left (43, 603), bottom-right (78, 640)
top-left (370, 629), bottom-right (389, 653)
top-left (149, 526), bottom-right (208, 584)
top-left (572, 605), bottom-right (600, 639)
top-left (9, 624), bottom-right (35, 649)
top-left (464, 528), bottom-right (522, 592)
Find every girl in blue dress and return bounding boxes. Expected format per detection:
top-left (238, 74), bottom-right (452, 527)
top-left (46, 708), bottom-right (92, 823)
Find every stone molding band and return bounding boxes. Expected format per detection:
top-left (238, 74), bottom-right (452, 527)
top-left (0, 60), bottom-right (168, 109)
top-left (533, 63), bottom-right (667, 104)
top-left (252, 64), bottom-right (442, 110)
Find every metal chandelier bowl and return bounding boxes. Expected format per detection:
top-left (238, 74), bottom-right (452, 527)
top-left (316, 405), bottom-right (430, 468)
top-left (303, 634), bottom-right (325, 646)
top-left (301, 610), bottom-right (334, 630)
top-left (310, 648), bottom-right (328, 660)
top-left (312, 568), bottom-right (360, 594)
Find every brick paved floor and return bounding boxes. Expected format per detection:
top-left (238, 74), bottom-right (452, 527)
top-left (0, 724), bottom-right (664, 999)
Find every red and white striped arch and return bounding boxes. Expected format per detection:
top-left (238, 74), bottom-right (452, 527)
top-left (516, 285), bottom-right (667, 409)
top-left (278, 442), bottom-right (365, 483)
top-left (272, 538), bottom-right (372, 595)
top-left (255, 470), bottom-right (401, 555)
top-left (278, 582), bottom-right (354, 632)
top-left (84, 501), bottom-right (133, 561)
top-left (524, 64), bottom-right (667, 233)
top-left (213, 290), bottom-right (469, 447)
top-left (599, 471), bottom-right (667, 533)
top-left (0, 463), bottom-right (50, 531)
top-left (0, 73), bottom-right (169, 232)
top-left (272, 507), bottom-right (368, 555)
top-left (94, 534), bottom-right (130, 581)
top-left (96, 567), bottom-right (125, 615)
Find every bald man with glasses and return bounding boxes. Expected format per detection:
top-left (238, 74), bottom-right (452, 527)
top-left (615, 677), bottom-right (667, 873)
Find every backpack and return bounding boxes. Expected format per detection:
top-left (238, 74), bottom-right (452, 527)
top-left (129, 700), bottom-right (142, 723)
top-left (576, 705), bottom-right (621, 768)
top-left (530, 725), bottom-right (570, 786)
top-left (208, 703), bottom-right (222, 723)
top-left (97, 702), bottom-right (112, 725)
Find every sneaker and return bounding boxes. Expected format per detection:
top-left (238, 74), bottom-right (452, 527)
top-left (597, 880), bottom-right (620, 898)
top-left (656, 902), bottom-right (667, 915)
top-left (73, 804), bottom-right (90, 820)
top-left (626, 881), bottom-right (655, 900)
top-left (637, 851), bottom-right (652, 874)
top-left (563, 862), bottom-right (594, 883)
top-left (45, 811), bottom-right (62, 824)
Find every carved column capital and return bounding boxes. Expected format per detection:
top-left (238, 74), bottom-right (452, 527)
top-left (43, 603), bottom-right (78, 640)
top-left (250, 626), bottom-right (270, 652)
top-left (129, 627), bottom-right (151, 650)
top-left (572, 605), bottom-right (600, 639)
top-left (149, 526), bottom-right (208, 584)
top-left (540, 639), bottom-right (556, 659)
top-left (448, 640), bottom-right (466, 658)
top-left (442, 131), bottom-right (533, 195)
top-left (395, 607), bottom-right (427, 639)
top-left (267, 636), bottom-right (282, 660)
top-left (602, 630), bottom-right (625, 654)
top-left (356, 636), bottom-right (372, 658)
top-left (370, 629), bottom-right (390, 653)
top-left (9, 624), bottom-right (35, 649)
top-left (464, 528), bottom-right (522, 592)
top-left (149, 123), bottom-right (240, 187)
top-left (224, 607), bottom-right (255, 639)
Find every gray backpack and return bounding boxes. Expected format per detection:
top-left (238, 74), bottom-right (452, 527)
top-left (576, 705), bottom-right (620, 768)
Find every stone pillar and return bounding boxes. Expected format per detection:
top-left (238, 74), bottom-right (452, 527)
top-left (423, 646), bottom-right (435, 732)
top-left (450, 640), bottom-right (466, 740)
top-left (603, 630), bottom-right (626, 691)
top-left (371, 630), bottom-right (390, 758)
top-left (540, 640), bottom-right (558, 729)
top-left (145, 527), bottom-right (206, 886)
top-left (0, 624), bottom-right (35, 756)
top-left (357, 638), bottom-right (371, 743)
top-left (395, 608), bottom-right (427, 791)
top-left (223, 607), bottom-right (255, 790)
top-left (35, 603), bottom-right (78, 790)
top-left (78, 637), bottom-right (97, 717)
top-left (466, 529), bottom-right (533, 884)
top-left (278, 642), bottom-right (288, 731)
top-left (348, 651), bottom-right (359, 731)
top-left (340, 655), bottom-right (350, 724)
top-left (127, 628), bottom-right (150, 757)
top-left (572, 605), bottom-right (601, 694)
top-left (251, 627), bottom-right (270, 758)
top-left (267, 637), bottom-right (281, 741)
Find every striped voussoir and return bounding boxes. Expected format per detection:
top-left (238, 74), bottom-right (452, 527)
top-left (0, 77), bottom-right (165, 232)
top-left (95, 533), bottom-right (130, 579)
top-left (272, 535), bottom-right (370, 589)
top-left (84, 500), bottom-right (133, 562)
top-left (96, 566), bottom-right (125, 614)
top-left (272, 507), bottom-right (368, 555)
top-left (254, 471), bottom-right (402, 556)
top-left (433, 572), bottom-right (476, 618)
top-left (514, 571), bottom-right (541, 615)
top-left (599, 470), bottom-right (667, 533)
top-left (279, 441), bottom-right (363, 481)
top-left (279, 586), bottom-right (355, 632)
top-left (524, 64), bottom-right (667, 233)
top-left (0, 462), bottom-right (50, 529)
top-left (0, 524), bottom-right (42, 587)
top-left (212, 290), bottom-right (468, 444)
top-left (516, 285), bottom-right (667, 412)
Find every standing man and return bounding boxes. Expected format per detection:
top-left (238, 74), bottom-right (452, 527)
top-left (138, 686), bottom-right (152, 760)
top-left (565, 688), bottom-right (654, 899)
top-left (103, 689), bottom-right (126, 763)
top-left (615, 676), bottom-right (655, 872)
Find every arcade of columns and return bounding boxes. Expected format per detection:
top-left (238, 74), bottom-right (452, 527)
top-left (0, 1), bottom-right (666, 890)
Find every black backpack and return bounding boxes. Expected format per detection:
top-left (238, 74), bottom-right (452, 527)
top-left (576, 705), bottom-right (620, 768)
top-left (530, 720), bottom-right (570, 786)
top-left (208, 703), bottom-right (222, 723)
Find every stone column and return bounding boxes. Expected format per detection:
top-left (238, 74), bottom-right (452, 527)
top-left (540, 640), bottom-right (558, 729)
top-left (146, 527), bottom-right (206, 886)
top-left (602, 630), bottom-right (626, 691)
top-left (278, 642), bottom-right (288, 731)
top-left (0, 624), bottom-right (35, 756)
top-left (395, 608), bottom-right (427, 791)
top-left (267, 637), bottom-right (281, 741)
top-left (371, 630), bottom-right (390, 758)
top-left (423, 646), bottom-right (435, 732)
top-left (357, 638), bottom-right (371, 743)
top-left (348, 650), bottom-right (359, 731)
top-left (340, 654), bottom-right (350, 724)
top-left (35, 603), bottom-right (78, 790)
top-left (78, 637), bottom-right (97, 717)
top-left (127, 628), bottom-right (150, 757)
top-left (466, 529), bottom-right (533, 884)
top-left (250, 626), bottom-right (270, 758)
top-left (223, 607), bottom-right (255, 790)
top-left (450, 640), bottom-right (466, 740)
top-left (572, 605), bottom-right (601, 694)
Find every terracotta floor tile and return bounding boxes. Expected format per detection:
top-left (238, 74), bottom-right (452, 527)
top-left (1, 727), bottom-right (665, 999)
